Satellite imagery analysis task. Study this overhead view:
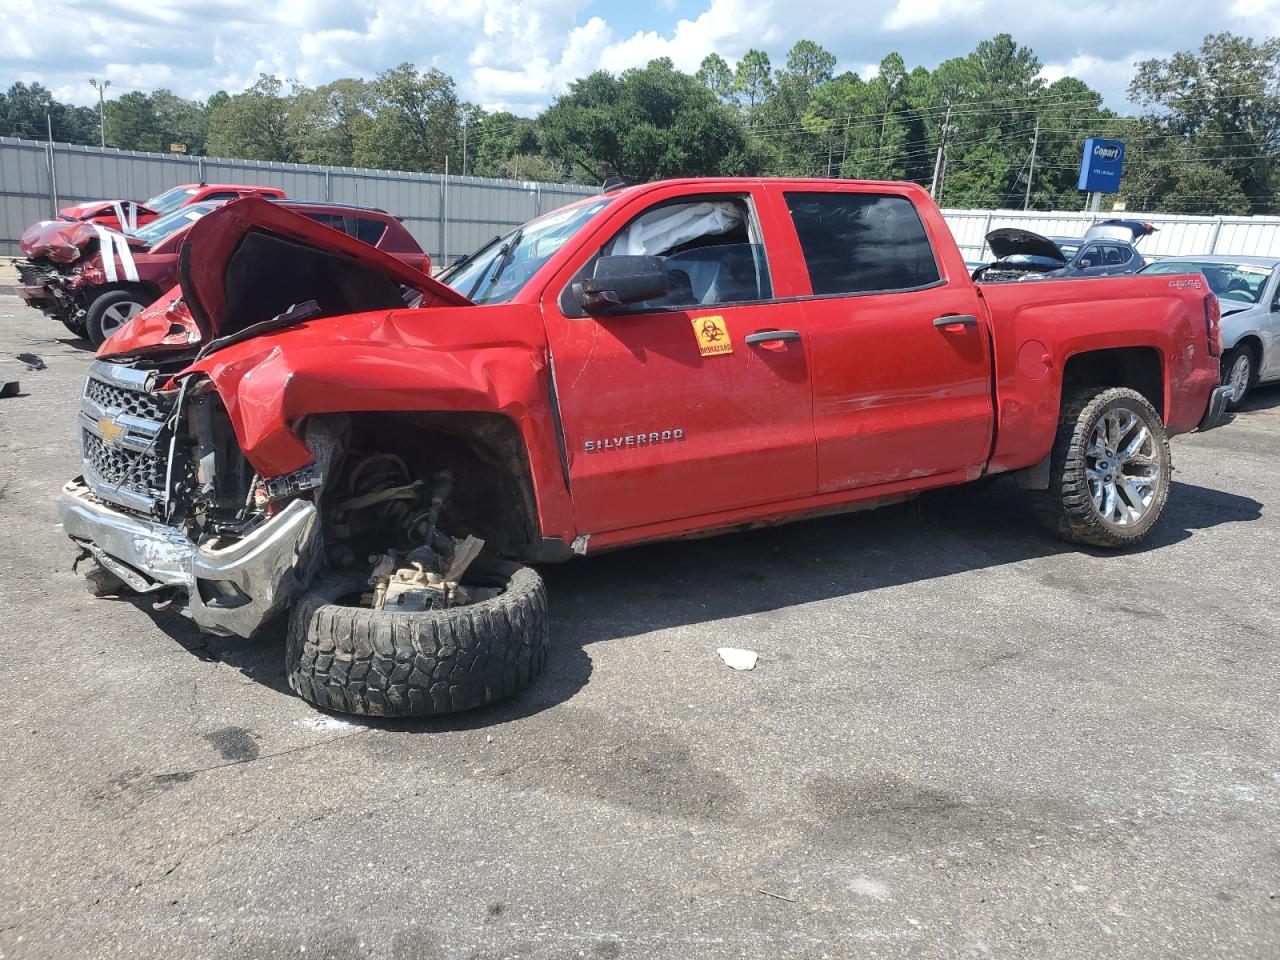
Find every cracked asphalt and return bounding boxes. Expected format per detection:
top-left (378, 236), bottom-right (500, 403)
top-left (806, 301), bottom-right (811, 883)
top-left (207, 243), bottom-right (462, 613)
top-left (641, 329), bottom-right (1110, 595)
top-left (0, 292), bottom-right (1277, 959)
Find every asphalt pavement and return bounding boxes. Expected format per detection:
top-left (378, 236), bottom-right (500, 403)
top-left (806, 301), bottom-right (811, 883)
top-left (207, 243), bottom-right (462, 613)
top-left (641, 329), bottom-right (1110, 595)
top-left (0, 293), bottom-right (1277, 959)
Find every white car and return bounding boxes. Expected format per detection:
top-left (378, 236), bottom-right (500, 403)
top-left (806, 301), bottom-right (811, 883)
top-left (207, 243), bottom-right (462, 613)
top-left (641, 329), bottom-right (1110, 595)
top-left (1139, 255), bottom-right (1280, 408)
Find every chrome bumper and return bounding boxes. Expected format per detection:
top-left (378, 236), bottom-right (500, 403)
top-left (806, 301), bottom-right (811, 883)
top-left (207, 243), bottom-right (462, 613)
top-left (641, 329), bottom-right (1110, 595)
top-left (58, 479), bottom-right (320, 637)
top-left (1197, 385), bottom-right (1235, 432)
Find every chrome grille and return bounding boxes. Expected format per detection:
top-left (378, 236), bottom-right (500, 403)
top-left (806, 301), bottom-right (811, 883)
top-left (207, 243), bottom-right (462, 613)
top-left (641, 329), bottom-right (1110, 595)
top-left (79, 361), bottom-right (174, 513)
top-left (85, 377), bottom-right (168, 422)
top-left (82, 432), bottom-right (167, 493)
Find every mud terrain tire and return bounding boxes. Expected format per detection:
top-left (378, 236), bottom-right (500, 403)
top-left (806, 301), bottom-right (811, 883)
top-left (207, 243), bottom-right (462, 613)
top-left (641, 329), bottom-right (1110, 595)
top-left (286, 560), bottom-right (549, 717)
top-left (1030, 387), bottom-right (1171, 549)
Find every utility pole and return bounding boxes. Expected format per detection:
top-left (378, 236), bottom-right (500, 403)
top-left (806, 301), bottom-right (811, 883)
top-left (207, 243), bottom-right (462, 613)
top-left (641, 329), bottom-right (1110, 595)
top-left (89, 78), bottom-right (110, 147)
top-left (462, 119), bottom-right (468, 178)
top-left (1024, 118), bottom-right (1039, 210)
top-left (930, 105), bottom-right (951, 200)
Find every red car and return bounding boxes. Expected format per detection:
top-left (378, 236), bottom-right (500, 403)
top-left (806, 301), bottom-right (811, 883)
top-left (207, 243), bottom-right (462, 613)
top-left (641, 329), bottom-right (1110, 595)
top-left (17, 200), bottom-right (429, 345)
top-left (51, 183), bottom-right (286, 233)
top-left (61, 185), bottom-right (1231, 718)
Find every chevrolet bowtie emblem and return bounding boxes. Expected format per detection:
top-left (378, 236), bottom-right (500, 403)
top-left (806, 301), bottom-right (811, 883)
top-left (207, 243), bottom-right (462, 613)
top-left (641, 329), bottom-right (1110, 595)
top-left (98, 416), bottom-right (126, 444)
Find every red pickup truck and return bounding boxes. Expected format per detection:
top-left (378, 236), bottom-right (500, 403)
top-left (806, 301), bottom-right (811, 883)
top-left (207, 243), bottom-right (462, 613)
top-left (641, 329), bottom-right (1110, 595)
top-left (58, 183), bottom-right (1232, 718)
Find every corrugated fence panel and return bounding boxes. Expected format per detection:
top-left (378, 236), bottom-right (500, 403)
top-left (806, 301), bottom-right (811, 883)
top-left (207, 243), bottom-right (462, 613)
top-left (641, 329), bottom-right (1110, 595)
top-left (0, 136), bottom-right (596, 260)
top-left (943, 207), bottom-right (1280, 260)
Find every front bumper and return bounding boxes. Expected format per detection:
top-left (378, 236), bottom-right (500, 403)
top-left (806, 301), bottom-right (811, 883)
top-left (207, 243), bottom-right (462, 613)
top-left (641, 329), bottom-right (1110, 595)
top-left (58, 479), bottom-right (321, 637)
top-left (1197, 385), bottom-right (1235, 432)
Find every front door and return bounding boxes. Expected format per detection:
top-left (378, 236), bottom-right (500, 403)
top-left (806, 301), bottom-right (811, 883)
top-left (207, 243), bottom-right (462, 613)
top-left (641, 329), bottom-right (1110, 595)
top-left (542, 189), bottom-right (816, 535)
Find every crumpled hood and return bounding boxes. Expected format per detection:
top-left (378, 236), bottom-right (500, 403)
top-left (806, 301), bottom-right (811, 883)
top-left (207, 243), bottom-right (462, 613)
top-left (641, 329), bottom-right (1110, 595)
top-left (178, 196), bottom-right (469, 341)
top-left (984, 228), bottom-right (1067, 264)
top-left (20, 220), bottom-right (143, 263)
top-left (56, 199), bottom-right (156, 225)
top-left (100, 197), bottom-right (471, 358)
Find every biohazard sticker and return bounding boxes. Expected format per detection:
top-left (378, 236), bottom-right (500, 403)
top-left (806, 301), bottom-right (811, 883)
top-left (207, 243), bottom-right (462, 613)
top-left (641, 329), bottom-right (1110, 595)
top-left (692, 315), bottom-right (732, 356)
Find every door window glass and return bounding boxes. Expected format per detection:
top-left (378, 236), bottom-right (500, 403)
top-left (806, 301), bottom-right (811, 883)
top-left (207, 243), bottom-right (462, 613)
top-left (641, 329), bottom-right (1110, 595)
top-left (590, 198), bottom-right (772, 310)
top-left (783, 192), bottom-right (940, 295)
top-left (1103, 245), bottom-right (1126, 266)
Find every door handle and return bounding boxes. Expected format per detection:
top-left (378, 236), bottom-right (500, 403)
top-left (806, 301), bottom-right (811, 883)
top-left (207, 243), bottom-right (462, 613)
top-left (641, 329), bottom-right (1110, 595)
top-left (745, 329), bottom-right (801, 345)
top-left (932, 314), bottom-right (978, 330)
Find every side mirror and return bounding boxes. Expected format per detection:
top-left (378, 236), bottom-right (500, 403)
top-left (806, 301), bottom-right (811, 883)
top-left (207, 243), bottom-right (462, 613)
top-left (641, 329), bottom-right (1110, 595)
top-left (573, 255), bottom-right (668, 313)
top-left (1078, 259), bottom-right (1093, 269)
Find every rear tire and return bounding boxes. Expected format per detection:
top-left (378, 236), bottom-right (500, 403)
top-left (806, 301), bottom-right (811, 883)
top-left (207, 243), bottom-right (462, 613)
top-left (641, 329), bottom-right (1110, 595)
top-left (1030, 387), bottom-right (1171, 549)
top-left (1220, 346), bottom-right (1256, 410)
top-left (286, 559), bottom-right (549, 717)
top-left (86, 290), bottom-right (150, 347)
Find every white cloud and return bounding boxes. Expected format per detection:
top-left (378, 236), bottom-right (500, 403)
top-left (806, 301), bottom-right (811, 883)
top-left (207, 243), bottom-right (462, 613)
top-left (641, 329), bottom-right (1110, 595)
top-left (882, 0), bottom-right (989, 30)
top-left (0, 0), bottom-right (1256, 120)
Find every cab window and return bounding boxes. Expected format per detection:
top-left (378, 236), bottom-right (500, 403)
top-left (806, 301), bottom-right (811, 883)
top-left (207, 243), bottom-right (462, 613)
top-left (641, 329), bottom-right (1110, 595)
top-left (576, 196), bottom-right (772, 313)
top-left (783, 192), bottom-right (939, 295)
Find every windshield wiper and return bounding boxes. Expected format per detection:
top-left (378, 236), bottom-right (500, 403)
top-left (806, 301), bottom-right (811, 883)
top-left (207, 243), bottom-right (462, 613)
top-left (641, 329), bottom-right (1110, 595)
top-left (438, 235), bottom-right (500, 286)
top-left (475, 228), bottom-right (523, 301)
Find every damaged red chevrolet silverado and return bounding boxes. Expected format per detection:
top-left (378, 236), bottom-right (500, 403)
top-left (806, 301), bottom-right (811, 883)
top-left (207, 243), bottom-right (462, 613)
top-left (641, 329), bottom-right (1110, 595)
top-left (59, 182), bottom-right (1233, 717)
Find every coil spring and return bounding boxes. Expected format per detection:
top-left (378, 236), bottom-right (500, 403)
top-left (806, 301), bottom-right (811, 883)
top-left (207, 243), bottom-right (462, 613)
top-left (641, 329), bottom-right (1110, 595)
top-left (346, 454), bottom-right (451, 545)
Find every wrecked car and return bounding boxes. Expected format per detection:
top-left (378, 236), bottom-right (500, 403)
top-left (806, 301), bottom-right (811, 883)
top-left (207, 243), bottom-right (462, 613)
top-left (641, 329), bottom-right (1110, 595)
top-left (47, 183), bottom-right (286, 234)
top-left (59, 185), bottom-right (1231, 718)
top-left (973, 219), bottom-right (1156, 283)
top-left (18, 200), bottom-right (428, 345)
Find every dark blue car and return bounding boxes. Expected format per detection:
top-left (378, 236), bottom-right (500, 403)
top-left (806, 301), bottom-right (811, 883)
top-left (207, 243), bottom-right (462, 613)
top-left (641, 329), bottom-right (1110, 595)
top-left (973, 219), bottom-right (1155, 283)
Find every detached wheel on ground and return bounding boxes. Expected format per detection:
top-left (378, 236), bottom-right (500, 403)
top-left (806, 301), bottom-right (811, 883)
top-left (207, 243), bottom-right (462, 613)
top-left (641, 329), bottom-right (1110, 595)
top-left (1031, 387), bottom-right (1171, 549)
top-left (286, 559), bottom-right (549, 717)
top-left (1220, 346), bottom-right (1256, 410)
top-left (86, 290), bottom-right (150, 347)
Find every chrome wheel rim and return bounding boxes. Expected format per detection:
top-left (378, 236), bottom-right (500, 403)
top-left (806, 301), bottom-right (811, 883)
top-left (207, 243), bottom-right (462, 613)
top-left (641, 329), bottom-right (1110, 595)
top-left (100, 300), bottom-right (143, 336)
top-left (1227, 354), bottom-right (1251, 403)
top-left (1085, 408), bottom-right (1160, 527)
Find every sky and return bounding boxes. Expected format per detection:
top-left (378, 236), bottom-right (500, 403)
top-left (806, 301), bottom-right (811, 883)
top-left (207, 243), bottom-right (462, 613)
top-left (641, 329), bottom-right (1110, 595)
top-left (3, 0), bottom-right (1278, 116)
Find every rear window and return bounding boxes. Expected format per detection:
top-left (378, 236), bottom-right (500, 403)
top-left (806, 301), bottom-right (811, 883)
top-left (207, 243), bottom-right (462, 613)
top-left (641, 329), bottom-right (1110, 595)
top-left (353, 217), bottom-right (387, 245)
top-left (784, 192), bottom-right (940, 295)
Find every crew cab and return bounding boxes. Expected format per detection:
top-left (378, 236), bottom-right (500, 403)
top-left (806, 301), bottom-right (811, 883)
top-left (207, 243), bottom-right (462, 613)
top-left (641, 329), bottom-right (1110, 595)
top-left (58, 182), bottom-right (1232, 719)
top-left (17, 200), bottom-right (428, 345)
top-left (49, 183), bottom-right (286, 233)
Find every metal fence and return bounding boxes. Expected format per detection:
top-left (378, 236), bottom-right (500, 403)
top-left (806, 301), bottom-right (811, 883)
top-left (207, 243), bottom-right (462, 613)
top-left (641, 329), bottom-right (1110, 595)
top-left (0, 136), bottom-right (597, 261)
top-left (4, 135), bottom-right (1279, 263)
top-left (944, 207), bottom-right (1280, 261)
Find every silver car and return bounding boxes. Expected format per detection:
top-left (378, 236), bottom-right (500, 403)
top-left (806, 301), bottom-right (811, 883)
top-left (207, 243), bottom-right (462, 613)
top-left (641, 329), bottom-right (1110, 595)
top-left (1139, 255), bottom-right (1280, 408)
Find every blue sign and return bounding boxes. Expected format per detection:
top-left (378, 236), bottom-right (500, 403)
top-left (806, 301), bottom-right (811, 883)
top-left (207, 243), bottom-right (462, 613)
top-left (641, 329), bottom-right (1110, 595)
top-left (1078, 138), bottom-right (1125, 193)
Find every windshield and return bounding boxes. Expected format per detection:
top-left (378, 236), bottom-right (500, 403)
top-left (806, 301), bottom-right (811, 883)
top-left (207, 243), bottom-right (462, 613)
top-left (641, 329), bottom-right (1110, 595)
top-left (129, 202), bottom-right (219, 247)
top-left (1140, 260), bottom-right (1275, 304)
top-left (441, 199), bottom-right (612, 304)
top-left (144, 186), bottom-right (200, 215)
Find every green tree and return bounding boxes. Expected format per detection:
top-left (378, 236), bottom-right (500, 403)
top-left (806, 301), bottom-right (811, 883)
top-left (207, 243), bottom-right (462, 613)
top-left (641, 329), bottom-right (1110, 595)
top-left (537, 58), bottom-right (757, 183)
top-left (206, 74), bottom-right (296, 161)
top-left (734, 50), bottom-right (775, 115)
top-left (288, 79), bottom-right (374, 165)
top-left (696, 53), bottom-right (737, 105)
top-left (0, 82), bottom-right (99, 143)
top-left (1129, 32), bottom-right (1280, 213)
top-left (468, 110), bottom-right (539, 177)
top-left (354, 63), bottom-right (461, 172)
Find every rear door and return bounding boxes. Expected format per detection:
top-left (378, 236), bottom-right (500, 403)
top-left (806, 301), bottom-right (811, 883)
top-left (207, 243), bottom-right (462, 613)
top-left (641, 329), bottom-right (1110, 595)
top-left (776, 186), bottom-right (994, 492)
top-left (540, 185), bottom-right (816, 534)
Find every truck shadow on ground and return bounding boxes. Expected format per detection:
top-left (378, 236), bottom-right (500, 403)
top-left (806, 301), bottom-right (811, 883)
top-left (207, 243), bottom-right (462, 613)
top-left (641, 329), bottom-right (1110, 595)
top-left (139, 474), bottom-right (1262, 729)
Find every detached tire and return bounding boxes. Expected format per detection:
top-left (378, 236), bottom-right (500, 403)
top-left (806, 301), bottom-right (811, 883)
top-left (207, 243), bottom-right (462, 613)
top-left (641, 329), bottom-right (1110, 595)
top-left (1031, 387), bottom-right (1171, 549)
top-left (286, 559), bottom-right (549, 717)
